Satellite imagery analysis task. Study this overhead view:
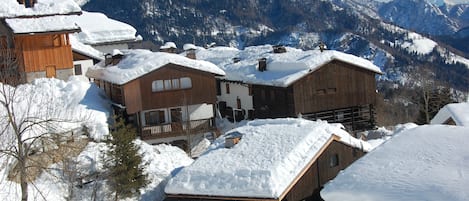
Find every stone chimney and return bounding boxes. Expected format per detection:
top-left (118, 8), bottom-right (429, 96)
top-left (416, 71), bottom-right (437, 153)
top-left (273, 45), bottom-right (287, 53)
top-left (17, 0), bottom-right (36, 8)
top-left (258, 58), bottom-right (267, 72)
top-left (160, 42), bottom-right (177, 53)
top-left (104, 50), bottom-right (124, 66)
top-left (183, 44), bottom-right (197, 59)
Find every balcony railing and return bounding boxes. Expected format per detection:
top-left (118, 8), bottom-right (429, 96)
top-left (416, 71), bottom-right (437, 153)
top-left (141, 118), bottom-right (216, 140)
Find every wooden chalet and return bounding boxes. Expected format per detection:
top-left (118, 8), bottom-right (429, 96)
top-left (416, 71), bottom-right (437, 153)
top-left (203, 45), bottom-right (383, 132)
top-left (0, 0), bottom-right (82, 84)
top-left (86, 49), bottom-right (225, 146)
top-left (165, 118), bottom-right (370, 201)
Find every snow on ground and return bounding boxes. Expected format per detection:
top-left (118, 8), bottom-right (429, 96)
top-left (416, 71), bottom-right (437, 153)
top-left (431, 101), bottom-right (469, 126)
top-left (0, 0), bottom-right (81, 18)
top-left (70, 11), bottom-right (141, 45)
top-left (165, 118), bottom-right (370, 199)
top-left (193, 44), bottom-right (382, 87)
top-left (321, 125), bottom-right (469, 201)
top-left (0, 76), bottom-right (110, 142)
top-left (86, 49), bottom-right (225, 85)
top-left (0, 78), bottom-right (194, 201)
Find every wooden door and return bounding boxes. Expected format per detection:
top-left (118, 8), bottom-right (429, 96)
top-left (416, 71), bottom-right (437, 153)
top-left (170, 108), bottom-right (183, 131)
top-left (45, 65), bottom-right (56, 78)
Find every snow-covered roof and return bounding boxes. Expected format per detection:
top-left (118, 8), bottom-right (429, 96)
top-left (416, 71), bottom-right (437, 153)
top-left (0, 0), bottom-right (81, 18)
top-left (321, 125), bottom-right (469, 201)
top-left (193, 45), bottom-right (383, 87)
top-left (430, 102), bottom-right (469, 126)
top-left (86, 49), bottom-right (226, 85)
top-left (161, 42), bottom-right (177, 49)
top-left (69, 11), bottom-right (141, 45)
top-left (5, 15), bottom-right (80, 34)
top-left (165, 118), bottom-right (370, 199)
top-left (69, 35), bottom-right (104, 60)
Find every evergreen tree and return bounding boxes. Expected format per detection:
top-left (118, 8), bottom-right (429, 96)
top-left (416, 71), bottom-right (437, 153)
top-left (105, 116), bottom-right (147, 200)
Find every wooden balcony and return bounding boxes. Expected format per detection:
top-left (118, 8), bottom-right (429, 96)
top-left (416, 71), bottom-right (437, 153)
top-left (141, 118), bottom-right (216, 140)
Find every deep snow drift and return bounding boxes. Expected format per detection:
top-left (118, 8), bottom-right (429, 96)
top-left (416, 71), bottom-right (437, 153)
top-left (321, 125), bottom-right (469, 201)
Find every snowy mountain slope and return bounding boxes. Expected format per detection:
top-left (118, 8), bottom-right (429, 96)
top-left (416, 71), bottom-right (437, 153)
top-left (81, 0), bottom-right (469, 92)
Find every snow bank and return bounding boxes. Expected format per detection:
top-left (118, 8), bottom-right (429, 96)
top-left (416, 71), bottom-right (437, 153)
top-left (431, 102), bottom-right (469, 126)
top-left (6, 15), bottom-right (80, 34)
top-left (194, 45), bottom-right (382, 87)
top-left (0, 77), bottom-right (111, 143)
top-left (0, 0), bottom-right (81, 18)
top-left (165, 118), bottom-right (369, 198)
top-left (86, 49), bottom-right (225, 85)
top-left (321, 125), bottom-right (469, 201)
top-left (70, 11), bottom-right (140, 45)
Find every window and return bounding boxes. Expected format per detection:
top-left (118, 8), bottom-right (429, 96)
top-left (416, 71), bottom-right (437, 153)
top-left (330, 154), bottom-right (339, 168)
top-left (164, 80), bottom-right (172, 90)
top-left (181, 77), bottom-right (192, 89)
top-left (226, 83), bottom-right (230, 94)
top-left (145, 110), bottom-right (166, 126)
top-left (172, 78), bottom-right (180, 89)
top-left (152, 77), bottom-right (192, 92)
top-left (216, 80), bottom-right (221, 95)
top-left (74, 64), bottom-right (82, 75)
top-left (152, 80), bottom-right (164, 92)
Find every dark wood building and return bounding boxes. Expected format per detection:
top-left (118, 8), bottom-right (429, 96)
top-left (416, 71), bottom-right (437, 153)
top-left (165, 120), bottom-right (368, 201)
top-left (0, 0), bottom-right (81, 84)
top-left (87, 50), bottom-right (225, 145)
top-left (252, 59), bottom-right (380, 131)
top-left (214, 46), bottom-right (382, 132)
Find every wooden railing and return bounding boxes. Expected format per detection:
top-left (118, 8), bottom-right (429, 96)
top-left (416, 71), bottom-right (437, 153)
top-left (302, 104), bottom-right (376, 132)
top-left (141, 118), bottom-right (216, 140)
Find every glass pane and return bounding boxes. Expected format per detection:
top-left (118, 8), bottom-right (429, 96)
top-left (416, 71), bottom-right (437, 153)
top-left (164, 80), bottom-right (172, 90)
top-left (181, 77), bottom-right (192, 89)
top-left (172, 79), bottom-right (180, 89)
top-left (152, 80), bottom-right (164, 92)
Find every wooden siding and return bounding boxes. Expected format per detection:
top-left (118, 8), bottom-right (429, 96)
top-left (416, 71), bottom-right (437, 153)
top-left (15, 34), bottom-right (74, 73)
top-left (122, 79), bottom-right (142, 114)
top-left (135, 64), bottom-right (217, 113)
top-left (251, 85), bottom-right (295, 119)
top-left (292, 60), bottom-right (377, 114)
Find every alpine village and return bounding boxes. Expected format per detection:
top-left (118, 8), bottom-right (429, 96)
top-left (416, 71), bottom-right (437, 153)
top-left (1, 0), bottom-right (468, 201)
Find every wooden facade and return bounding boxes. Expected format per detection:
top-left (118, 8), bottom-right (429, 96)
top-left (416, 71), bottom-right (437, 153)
top-left (249, 60), bottom-right (379, 131)
top-left (15, 34), bottom-right (74, 73)
top-left (165, 136), bottom-right (366, 201)
top-left (0, 23), bottom-right (77, 84)
top-left (94, 63), bottom-right (219, 141)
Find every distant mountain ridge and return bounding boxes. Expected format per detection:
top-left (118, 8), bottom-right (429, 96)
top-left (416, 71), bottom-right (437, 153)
top-left (81, 0), bottom-right (469, 93)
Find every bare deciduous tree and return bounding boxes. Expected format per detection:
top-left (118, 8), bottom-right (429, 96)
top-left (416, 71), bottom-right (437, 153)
top-left (0, 39), bottom-right (88, 201)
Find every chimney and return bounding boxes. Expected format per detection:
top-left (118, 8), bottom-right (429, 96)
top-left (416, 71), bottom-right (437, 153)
top-left (17, 0), bottom-right (36, 8)
top-left (183, 44), bottom-right (197, 59)
top-left (232, 57), bottom-right (241, 63)
top-left (258, 58), bottom-right (267, 72)
top-left (160, 42), bottom-right (177, 53)
top-left (273, 45), bottom-right (287, 53)
top-left (104, 50), bottom-right (124, 66)
top-left (225, 136), bottom-right (241, 148)
top-left (104, 54), bottom-right (112, 66)
top-left (319, 42), bottom-right (326, 52)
